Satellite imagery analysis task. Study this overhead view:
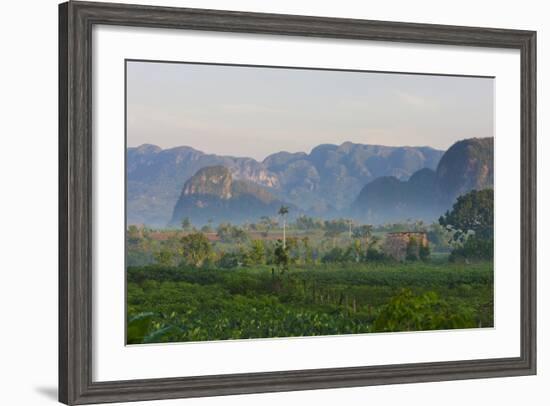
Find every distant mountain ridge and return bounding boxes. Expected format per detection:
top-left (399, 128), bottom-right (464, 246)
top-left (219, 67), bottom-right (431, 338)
top-left (127, 141), bottom-right (443, 226)
top-left (351, 137), bottom-right (494, 223)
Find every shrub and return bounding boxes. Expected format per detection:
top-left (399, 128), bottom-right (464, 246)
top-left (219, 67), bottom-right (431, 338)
top-left (365, 247), bottom-right (386, 261)
top-left (274, 239), bottom-right (290, 270)
top-left (321, 247), bottom-right (346, 263)
top-left (248, 240), bottom-right (266, 264)
top-left (450, 237), bottom-right (493, 262)
top-left (180, 232), bottom-right (213, 267)
top-left (373, 289), bottom-right (477, 332)
top-left (419, 244), bottom-right (430, 261)
top-left (406, 237), bottom-right (419, 261)
top-left (217, 252), bottom-right (241, 268)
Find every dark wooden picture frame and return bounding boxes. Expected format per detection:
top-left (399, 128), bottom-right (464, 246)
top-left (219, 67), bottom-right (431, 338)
top-left (59, 1), bottom-right (536, 404)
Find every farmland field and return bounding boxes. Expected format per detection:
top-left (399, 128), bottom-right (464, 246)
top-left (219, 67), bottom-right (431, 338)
top-left (127, 259), bottom-right (493, 344)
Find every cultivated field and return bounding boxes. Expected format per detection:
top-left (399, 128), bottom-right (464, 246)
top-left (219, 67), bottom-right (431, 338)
top-left (127, 259), bottom-right (493, 344)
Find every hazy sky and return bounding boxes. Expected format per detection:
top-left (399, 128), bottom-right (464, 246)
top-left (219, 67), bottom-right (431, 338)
top-left (126, 60), bottom-right (494, 161)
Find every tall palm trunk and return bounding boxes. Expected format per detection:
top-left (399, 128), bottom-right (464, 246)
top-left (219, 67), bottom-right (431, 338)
top-left (283, 216), bottom-right (286, 249)
top-left (278, 205), bottom-right (289, 249)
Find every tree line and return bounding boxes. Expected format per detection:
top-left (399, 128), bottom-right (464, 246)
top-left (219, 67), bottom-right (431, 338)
top-left (127, 189), bottom-right (494, 268)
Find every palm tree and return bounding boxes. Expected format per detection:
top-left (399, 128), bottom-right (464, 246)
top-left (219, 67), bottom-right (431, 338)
top-left (278, 205), bottom-right (289, 248)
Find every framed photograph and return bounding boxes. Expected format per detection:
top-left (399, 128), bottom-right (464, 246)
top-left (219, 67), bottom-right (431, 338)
top-left (59, 1), bottom-right (536, 404)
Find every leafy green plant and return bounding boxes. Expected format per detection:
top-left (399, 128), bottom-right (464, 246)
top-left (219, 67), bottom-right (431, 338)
top-left (273, 239), bottom-right (289, 273)
top-left (127, 313), bottom-right (155, 344)
top-left (373, 289), bottom-right (477, 332)
top-left (450, 237), bottom-right (493, 262)
top-left (180, 232), bottom-right (212, 267)
top-left (406, 237), bottom-right (419, 261)
top-left (419, 244), bottom-right (430, 261)
top-left (439, 189), bottom-right (494, 242)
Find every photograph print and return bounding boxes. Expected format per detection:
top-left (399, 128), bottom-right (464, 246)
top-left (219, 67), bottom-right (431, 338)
top-left (126, 60), bottom-right (494, 344)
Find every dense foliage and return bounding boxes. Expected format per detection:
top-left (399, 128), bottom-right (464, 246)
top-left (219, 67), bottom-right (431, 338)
top-left (439, 188), bottom-right (494, 261)
top-left (449, 237), bottom-right (494, 262)
top-left (439, 188), bottom-right (494, 241)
